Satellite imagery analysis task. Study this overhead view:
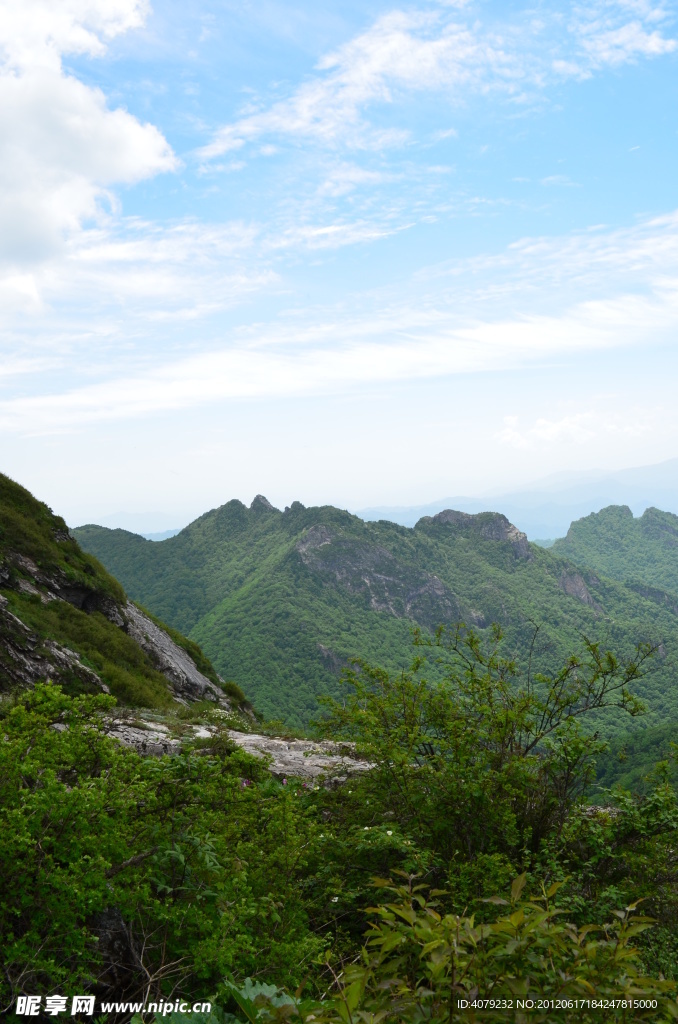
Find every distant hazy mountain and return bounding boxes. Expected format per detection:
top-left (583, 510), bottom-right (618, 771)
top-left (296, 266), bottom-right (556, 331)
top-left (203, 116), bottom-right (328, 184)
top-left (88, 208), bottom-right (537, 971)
top-left (77, 512), bottom-right (185, 536)
top-left (355, 457), bottom-right (678, 540)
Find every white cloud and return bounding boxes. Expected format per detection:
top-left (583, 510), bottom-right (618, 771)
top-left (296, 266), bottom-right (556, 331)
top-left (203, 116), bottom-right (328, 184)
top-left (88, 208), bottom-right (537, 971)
top-left (317, 162), bottom-right (389, 197)
top-left (0, 0), bottom-right (176, 267)
top-left (199, 1), bottom-right (677, 161)
top-left (573, 3), bottom-right (677, 68)
top-left (2, 262), bottom-right (676, 433)
top-left (199, 9), bottom-right (520, 159)
top-left (0, 0), bottom-right (149, 69)
top-left (4, 207), bottom-right (678, 433)
top-left (541, 174), bottom-right (579, 187)
top-left (498, 408), bottom-right (659, 450)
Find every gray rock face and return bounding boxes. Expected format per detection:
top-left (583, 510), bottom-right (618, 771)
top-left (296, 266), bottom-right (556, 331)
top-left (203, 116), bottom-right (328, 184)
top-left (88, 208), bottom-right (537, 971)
top-left (296, 525), bottom-right (333, 554)
top-left (0, 595), bottom-right (109, 692)
top-left (5, 552), bottom-right (125, 620)
top-left (0, 551), bottom-right (227, 707)
top-left (107, 719), bottom-right (182, 757)
top-left (225, 731), bottom-right (372, 782)
top-left (296, 529), bottom-right (462, 631)
top-left (428, 510), bottom-right (532, 559)
top-left (123, 602), bottom-right (227, 704)
top-left (559, 571), bottom-right (600, 609)
top-left (109, 714), bottom-right (371, 782)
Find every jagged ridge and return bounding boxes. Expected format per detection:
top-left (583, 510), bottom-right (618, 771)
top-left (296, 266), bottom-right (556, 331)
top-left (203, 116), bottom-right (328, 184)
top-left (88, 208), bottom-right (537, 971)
top-left (74, 495), bottom-right (678, 735)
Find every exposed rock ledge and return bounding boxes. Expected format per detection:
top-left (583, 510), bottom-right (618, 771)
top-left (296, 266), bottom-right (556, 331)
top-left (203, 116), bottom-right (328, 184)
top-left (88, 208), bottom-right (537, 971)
top-left (1, 552), bottom-right (228, 707)
top-left (123, 602), bottom-right (226, 705)
top-left (107, 720), bottom-right (183, 758)
top-left (0, 594), bottom-right (110, 693)
top-left (109, 718), bottom-right (371, 781)
top-left (226, 731), bottom-right (372, 782)
top-left (423, 510), bottom-right (532, 559)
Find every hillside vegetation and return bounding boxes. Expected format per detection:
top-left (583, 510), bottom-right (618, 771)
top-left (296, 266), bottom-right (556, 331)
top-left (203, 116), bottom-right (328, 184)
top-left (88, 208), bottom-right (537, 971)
top-left (0, 473), bottom-right (227, 709)
top-left (4, 642), bottom-right (678, 1019)
top-left (4, 478), bottom-right (678, 1019)
top-left (75, 499), bottom-right (678, 741)
top-left (553, 504), bottom-right (678, 594)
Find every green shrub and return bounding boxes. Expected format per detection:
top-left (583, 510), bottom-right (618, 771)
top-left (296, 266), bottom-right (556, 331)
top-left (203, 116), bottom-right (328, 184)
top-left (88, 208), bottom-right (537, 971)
top-left (223, 877), bottom-right (678, 1022)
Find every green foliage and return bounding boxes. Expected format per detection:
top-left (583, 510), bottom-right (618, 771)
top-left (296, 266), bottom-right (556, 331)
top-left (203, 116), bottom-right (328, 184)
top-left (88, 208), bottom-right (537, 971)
top-left (3, 625), bottom-right (678, 1022)
top-left (320, 879), bottom-right (677, 1023)
top-left (553, 505), bottom-right (678, 597)
top-left (221, 679), bottom-right (246, 703)
top-left (4, 590), bottom-right (173, 706)
top-left (0, 685), bottom-right (336, 1013)
top-left (222, 879), bottom-right (677, 1023)
top-left (0, 472), bottom-right (227, 709)
top-left (539, 770), bottom-right (678, 933)
top-left (73, 501), bottom-right (678, 757)
top-left (315, 626), bottom-right (651, 863)
top-left (0, 472), bottom-right (124, 603)
top-left (595, 723), bottom-right (678, 792)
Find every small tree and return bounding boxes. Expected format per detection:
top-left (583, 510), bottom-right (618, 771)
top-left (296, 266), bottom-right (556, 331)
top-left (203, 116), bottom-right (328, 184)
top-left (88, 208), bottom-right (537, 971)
top-left (316, 625), bottom-right (653, 864)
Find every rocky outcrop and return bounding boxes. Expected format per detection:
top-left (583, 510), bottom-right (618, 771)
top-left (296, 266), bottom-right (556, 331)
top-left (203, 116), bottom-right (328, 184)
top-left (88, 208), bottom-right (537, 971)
top-left (109, 714), bottom-right (371, 781)
top-left (296, 524), bottom-right (333, 554)
top-left (625, 581), bottom-right (678, 616)
top-left (0, 550), bottom-right (227, 707)
top-left (225, 731), bottom-right (372, 782)
top-left (107, 718), bottom-right (182, 757)
top-left (424, 510), bottom-right (532, 560)
top-left (250, 494), bottom-right (277, 512)
top-left (4, 552), bottom-right (125, 622)
top-left (0, 594), bottom-right (109, 693)
top-left (123, 602), bottom-right (226, 704)
top-left (559, 571), bottom-right (600, 609)
top-left (296, 532), bottom-right (462, 631)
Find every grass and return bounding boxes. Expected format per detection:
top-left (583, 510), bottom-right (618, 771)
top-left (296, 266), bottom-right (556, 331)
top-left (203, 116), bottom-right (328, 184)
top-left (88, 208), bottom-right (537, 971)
top-left (5, 591), bottom-right (172, 707)
top-left (1, 472), bottom-right (227, 711)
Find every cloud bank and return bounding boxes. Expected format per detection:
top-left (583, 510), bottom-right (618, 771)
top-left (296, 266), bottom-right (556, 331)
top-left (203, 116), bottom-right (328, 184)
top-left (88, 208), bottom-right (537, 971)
top-left (0, 0), bottom-right (176, 267)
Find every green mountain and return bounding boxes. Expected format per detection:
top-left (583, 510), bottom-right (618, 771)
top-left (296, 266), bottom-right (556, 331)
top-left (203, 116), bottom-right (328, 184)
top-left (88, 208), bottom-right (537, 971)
top-left (553, 505), bottom-right (678, 595)
top-left (544, 505), bottom-right (678, 790)
top-left (0, 473), bottom-right (231, 709)
top-left (74, 497), bottom-right (678, 737)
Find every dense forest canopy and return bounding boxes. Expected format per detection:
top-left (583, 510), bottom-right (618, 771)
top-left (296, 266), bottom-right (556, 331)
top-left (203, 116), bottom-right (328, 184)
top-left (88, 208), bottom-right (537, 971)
top-left (75, 499), bottom-right (678, 789)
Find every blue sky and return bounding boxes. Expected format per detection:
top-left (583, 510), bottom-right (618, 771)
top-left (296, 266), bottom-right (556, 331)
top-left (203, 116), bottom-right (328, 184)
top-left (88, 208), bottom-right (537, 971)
top-left (1, 0), bottom-right (678, 528)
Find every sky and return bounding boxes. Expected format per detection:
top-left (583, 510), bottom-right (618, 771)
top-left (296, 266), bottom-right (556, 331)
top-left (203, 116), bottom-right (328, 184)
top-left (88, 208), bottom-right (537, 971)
top-left (1, 0), bottom-right (678, 529)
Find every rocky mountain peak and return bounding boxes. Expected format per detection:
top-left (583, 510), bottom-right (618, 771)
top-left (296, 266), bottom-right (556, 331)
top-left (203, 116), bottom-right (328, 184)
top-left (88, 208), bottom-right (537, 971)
top-left (250, 495), bottom-right (277, 512)
top-left (421, 509), bottom-right (532, 559)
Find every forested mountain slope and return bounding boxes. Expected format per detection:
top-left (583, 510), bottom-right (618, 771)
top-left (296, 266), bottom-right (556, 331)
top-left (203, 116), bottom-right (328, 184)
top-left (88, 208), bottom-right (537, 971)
top-left (553, 504), bottom-right (678, 595)
top-left (75, 498), bottom-right (678, 732)
top-left (0, 473), bottom-right (229, 709)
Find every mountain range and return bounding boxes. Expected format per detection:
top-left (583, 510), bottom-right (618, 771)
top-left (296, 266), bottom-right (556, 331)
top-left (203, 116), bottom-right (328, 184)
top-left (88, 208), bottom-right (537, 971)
top-left (5, 467), bottom-right (678, 788)
top-left (74, 497), bottom-right (678, 758)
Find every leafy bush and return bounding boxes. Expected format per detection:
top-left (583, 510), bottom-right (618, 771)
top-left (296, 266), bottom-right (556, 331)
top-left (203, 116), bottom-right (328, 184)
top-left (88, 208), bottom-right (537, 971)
top-left (314, 626), bottom-right (651, 864)
top-left (223, 877), bottom-right (677, 1022)
top-left (0, 685), bottom-right (328, 1014)
top-left (3, 624), bottom-right (678, 1022)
